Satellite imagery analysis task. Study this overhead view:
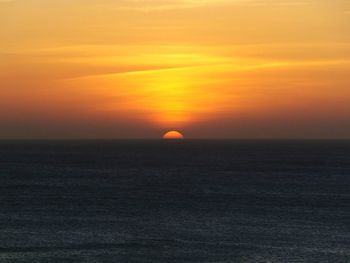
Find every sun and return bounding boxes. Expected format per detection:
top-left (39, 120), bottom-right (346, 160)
top-left (163, 131), bottom-right (184, 140)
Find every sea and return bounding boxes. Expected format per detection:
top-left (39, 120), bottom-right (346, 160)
top-left (0, 140), bottom-right (349, 262)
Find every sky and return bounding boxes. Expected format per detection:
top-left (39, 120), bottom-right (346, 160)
top-left (1, 0), bottom-right (350, 139)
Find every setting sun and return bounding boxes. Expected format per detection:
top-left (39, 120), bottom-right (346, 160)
top-left (163, 131), bottom-right (184, 140)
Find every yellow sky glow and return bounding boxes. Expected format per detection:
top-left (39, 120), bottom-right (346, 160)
top-left (1, 0), bottom-right (350, 138)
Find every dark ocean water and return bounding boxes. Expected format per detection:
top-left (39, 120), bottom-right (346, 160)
top-left (0, 140), bottom-right (349, 263)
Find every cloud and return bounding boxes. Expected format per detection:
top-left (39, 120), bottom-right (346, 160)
top-left (114, 0), bottom-right (311, 12)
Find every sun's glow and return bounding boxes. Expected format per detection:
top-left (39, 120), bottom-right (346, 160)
top-left (64, 51), bottom-right (234, 128)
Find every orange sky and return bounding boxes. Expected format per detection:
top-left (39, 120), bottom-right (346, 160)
top-left (1, 0), bottom-right (350, 138)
